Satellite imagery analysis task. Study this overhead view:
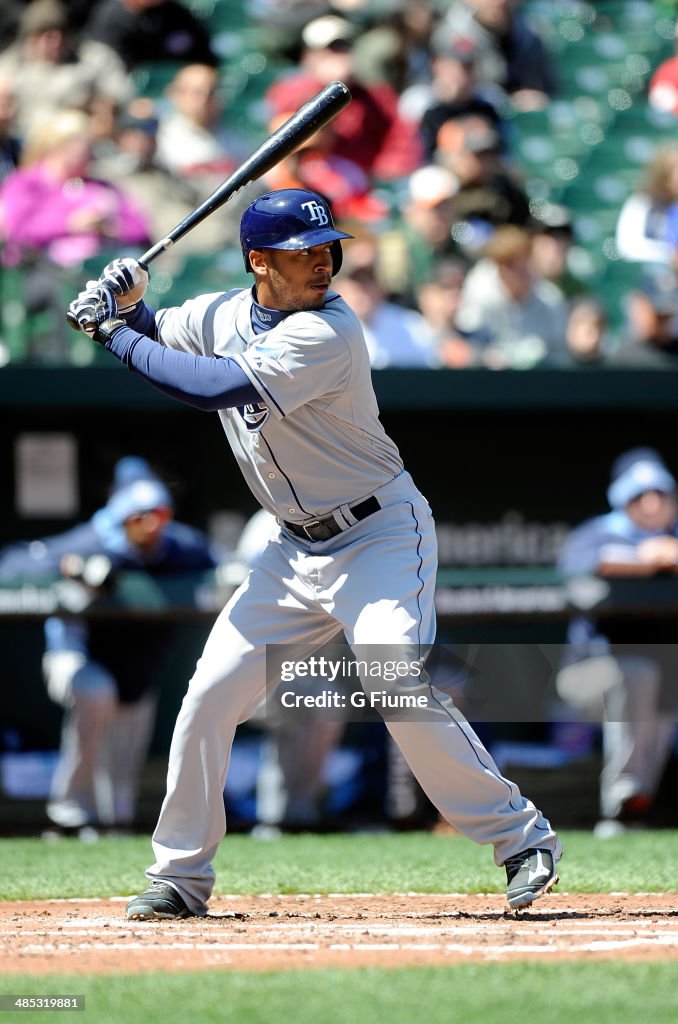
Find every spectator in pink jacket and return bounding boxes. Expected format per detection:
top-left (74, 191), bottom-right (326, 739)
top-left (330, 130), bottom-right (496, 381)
top-left (0, 107), bottom-right (150, 268)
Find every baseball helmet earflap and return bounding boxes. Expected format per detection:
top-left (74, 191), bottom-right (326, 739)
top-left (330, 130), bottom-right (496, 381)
top-left (240, 188), bottom-right (353, 276)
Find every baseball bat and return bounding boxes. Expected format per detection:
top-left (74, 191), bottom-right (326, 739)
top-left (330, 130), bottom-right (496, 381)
top-left (66, 79), bottom-right (352, 330)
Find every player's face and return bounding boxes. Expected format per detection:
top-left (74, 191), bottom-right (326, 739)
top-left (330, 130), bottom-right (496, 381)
top-left (123, 507), bottom-right (171, 552)
top-left (626, 489), bottom-right (678, 533)
top-left (252, 244), bottom-right (334, 311)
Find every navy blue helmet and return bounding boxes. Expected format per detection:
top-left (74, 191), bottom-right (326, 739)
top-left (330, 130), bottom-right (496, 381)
top-left (240, 189), bottom-right (352, 276)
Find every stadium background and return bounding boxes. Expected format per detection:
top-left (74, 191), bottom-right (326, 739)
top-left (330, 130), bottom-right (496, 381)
top-left (2, 0), bottom-right (678, 833)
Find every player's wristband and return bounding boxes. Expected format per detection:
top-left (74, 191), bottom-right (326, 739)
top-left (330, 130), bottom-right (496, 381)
top-left (93, 317), bottom-right (128, 346)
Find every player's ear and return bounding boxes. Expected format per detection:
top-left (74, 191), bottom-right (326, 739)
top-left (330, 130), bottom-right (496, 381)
top-left (248, 249), bottom-right (268, 276)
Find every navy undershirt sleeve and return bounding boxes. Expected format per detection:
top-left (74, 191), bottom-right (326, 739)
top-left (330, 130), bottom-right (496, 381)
top-left (121, 300), bottom-right (157, 338)
top-left (103, 326), bottom-right (260, 411)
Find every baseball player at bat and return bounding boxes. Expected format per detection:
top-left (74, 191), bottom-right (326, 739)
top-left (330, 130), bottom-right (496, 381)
top-left (68, 189), bottom-right (562, 918)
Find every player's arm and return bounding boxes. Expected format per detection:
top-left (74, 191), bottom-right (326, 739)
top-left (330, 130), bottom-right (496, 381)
top-left (599, 536), bottom-right (678, 575)
top-left (68, 284), bottom-right (259, 411)
top-left (104, 322), bottom-right (259, 411)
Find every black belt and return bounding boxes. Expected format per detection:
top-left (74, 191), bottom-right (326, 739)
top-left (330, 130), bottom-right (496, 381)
top-left (284, 496), bottom-right (380, 542)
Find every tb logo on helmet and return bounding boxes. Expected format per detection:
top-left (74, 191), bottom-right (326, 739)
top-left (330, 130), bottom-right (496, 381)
top-left (300, 200), bottom-right (329, 227)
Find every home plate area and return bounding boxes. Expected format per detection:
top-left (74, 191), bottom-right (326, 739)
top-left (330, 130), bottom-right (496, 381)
top-left (2, 894), bottom-right (678, 973)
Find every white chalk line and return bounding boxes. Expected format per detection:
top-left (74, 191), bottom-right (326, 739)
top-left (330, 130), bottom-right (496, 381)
top-left (9, 922), bottom-right (678, 939)
top-left (8, 913), bottom-right (678, 962)
top-left (15, 936), bottom-right (678, 957)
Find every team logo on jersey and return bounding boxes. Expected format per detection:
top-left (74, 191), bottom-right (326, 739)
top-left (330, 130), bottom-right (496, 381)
top-left (300, 199), bottom-right (329, 226)
top-left (239, 402), bottom-right (270, 432)
top-left (250, 340), bottom-right (292, 378)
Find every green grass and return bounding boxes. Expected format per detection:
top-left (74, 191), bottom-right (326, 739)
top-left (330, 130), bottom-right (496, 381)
top-left (0, 963), bottom-right (676, 1024)
top-left (0, 829), bottom-right (677, 901)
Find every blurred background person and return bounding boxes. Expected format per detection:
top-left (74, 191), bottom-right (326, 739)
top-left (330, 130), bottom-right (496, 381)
top-left (379, 164), bottom-right (460, 303)
top-left (265, 14), bottom-right (423, 181)
top-left (227, 509), bottom-right (346, 834)
top-left (615, 146), bottom-right (678, 265)
top-left (84, 0), bottom-right (217, 70)
top-left (432, 0), bottom-right (557, 112)
top-left (92, 97), bottom-right (214, 253)
top-left (0, 457), bottom-right (225, 837)
top-left (455, 224), bottom-right (569, 369)
top-left (612, 266), bottom-right (678, 367)
top-left (529, 203), bottom-right (587, 302)
top-left (335, 259), bottom-right (439, 369)
top-left (351, 0), bottom-right (436, 96)
top-left (402, 34), bottom-right (504, 163)
top-left (556, 448), bottom-right (678, 836)
top-left (0, 0), bottom-right (132, 140)
top-left (434, 112), bottom-right (531, 258)
top-left (0, 108), bottom-right (150, 265)
top-left (154, 63), bottom-right (255, 238)
top-left (262, 112), bottom-right (389, 227)
top-left (415, 259), bottom-right (480, 369)
top-left (155, 64), bottom-right (249, 196)
top-left (0, 108), bottom-right (150, 360)
top-left (562, 297), bottom-right (613, 368)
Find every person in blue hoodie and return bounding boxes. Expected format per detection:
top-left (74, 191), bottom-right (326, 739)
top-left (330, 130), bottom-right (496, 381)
top-left (556, 448), bottom-right (678, 836)
top-left (0, 457), bottom-right (222, 835)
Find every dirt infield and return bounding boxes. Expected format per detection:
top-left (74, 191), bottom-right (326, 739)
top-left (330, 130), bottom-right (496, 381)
top-left (2, 893), bottom-right (678, 973)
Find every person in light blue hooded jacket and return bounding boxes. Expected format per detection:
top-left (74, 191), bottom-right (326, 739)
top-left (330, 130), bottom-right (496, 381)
top-left (556, 448), bottom-right (678, 836)
top-left (0, 457), bottom-right (222, 835)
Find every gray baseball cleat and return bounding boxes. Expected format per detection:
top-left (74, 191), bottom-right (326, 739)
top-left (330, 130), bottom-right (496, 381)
top-left (126, 880), bottom-right (193, 920)
top-left (505, 848), bottom-right (559, 909)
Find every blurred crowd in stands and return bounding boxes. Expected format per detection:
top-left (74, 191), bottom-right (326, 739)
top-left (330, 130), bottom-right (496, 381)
top-left (0, 0), bottom-right (678, 368)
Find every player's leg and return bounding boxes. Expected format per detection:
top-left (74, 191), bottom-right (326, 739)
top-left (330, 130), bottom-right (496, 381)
top-left (252, 626), bottom-right (347, 831)
top-left (138, 539), bottom-right (339, 916)
top-left (102, 691), bottom-right (158, 828)
top-left (272, 718), bottom-right (345, 828)
top-left (600, 655), bottom-right (675, 822)
top-left (326, 485), bottom-right (561, 883)
top-left (43, 651), bottom-right (117, 830)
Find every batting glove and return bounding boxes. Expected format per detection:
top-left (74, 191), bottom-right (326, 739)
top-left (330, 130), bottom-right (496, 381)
top-left (68, 283), bottom-right (118, 338)
top-left (99, 257), bottom-right (149, 311)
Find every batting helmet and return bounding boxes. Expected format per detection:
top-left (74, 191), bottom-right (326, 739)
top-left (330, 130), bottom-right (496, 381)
top-left (240, 189), bottom-right (353, 275)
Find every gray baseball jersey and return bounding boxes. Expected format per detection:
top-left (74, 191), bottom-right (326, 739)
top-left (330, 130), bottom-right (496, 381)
top-left (155, 288), bottom-right (403, 522)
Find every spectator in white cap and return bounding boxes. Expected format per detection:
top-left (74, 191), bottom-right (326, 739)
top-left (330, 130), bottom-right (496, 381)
top-left (265, 13), bottom-right (423, 179)
top-left (377, 164), bottom-right (461, 302)
top-left (0, 456), bottom-right (224, 837)
top-left (556, 447), bottom-right (678, 836)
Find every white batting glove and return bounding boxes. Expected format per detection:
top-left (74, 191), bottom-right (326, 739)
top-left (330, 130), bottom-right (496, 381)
top-left (99, 257), bottom-right (149, 310)
top-left (68, 283), bottom-right (118, 337)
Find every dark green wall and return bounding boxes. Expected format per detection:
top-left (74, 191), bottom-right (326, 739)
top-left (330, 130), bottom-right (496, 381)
top-left (2, 366), bottom-right (678, 755)
top-left (1, 367), bottom-right (678, 541)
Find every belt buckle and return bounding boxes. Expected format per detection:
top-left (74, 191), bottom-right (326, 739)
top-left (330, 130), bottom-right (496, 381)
top-left (302, 519), bottom-right (322, 541)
